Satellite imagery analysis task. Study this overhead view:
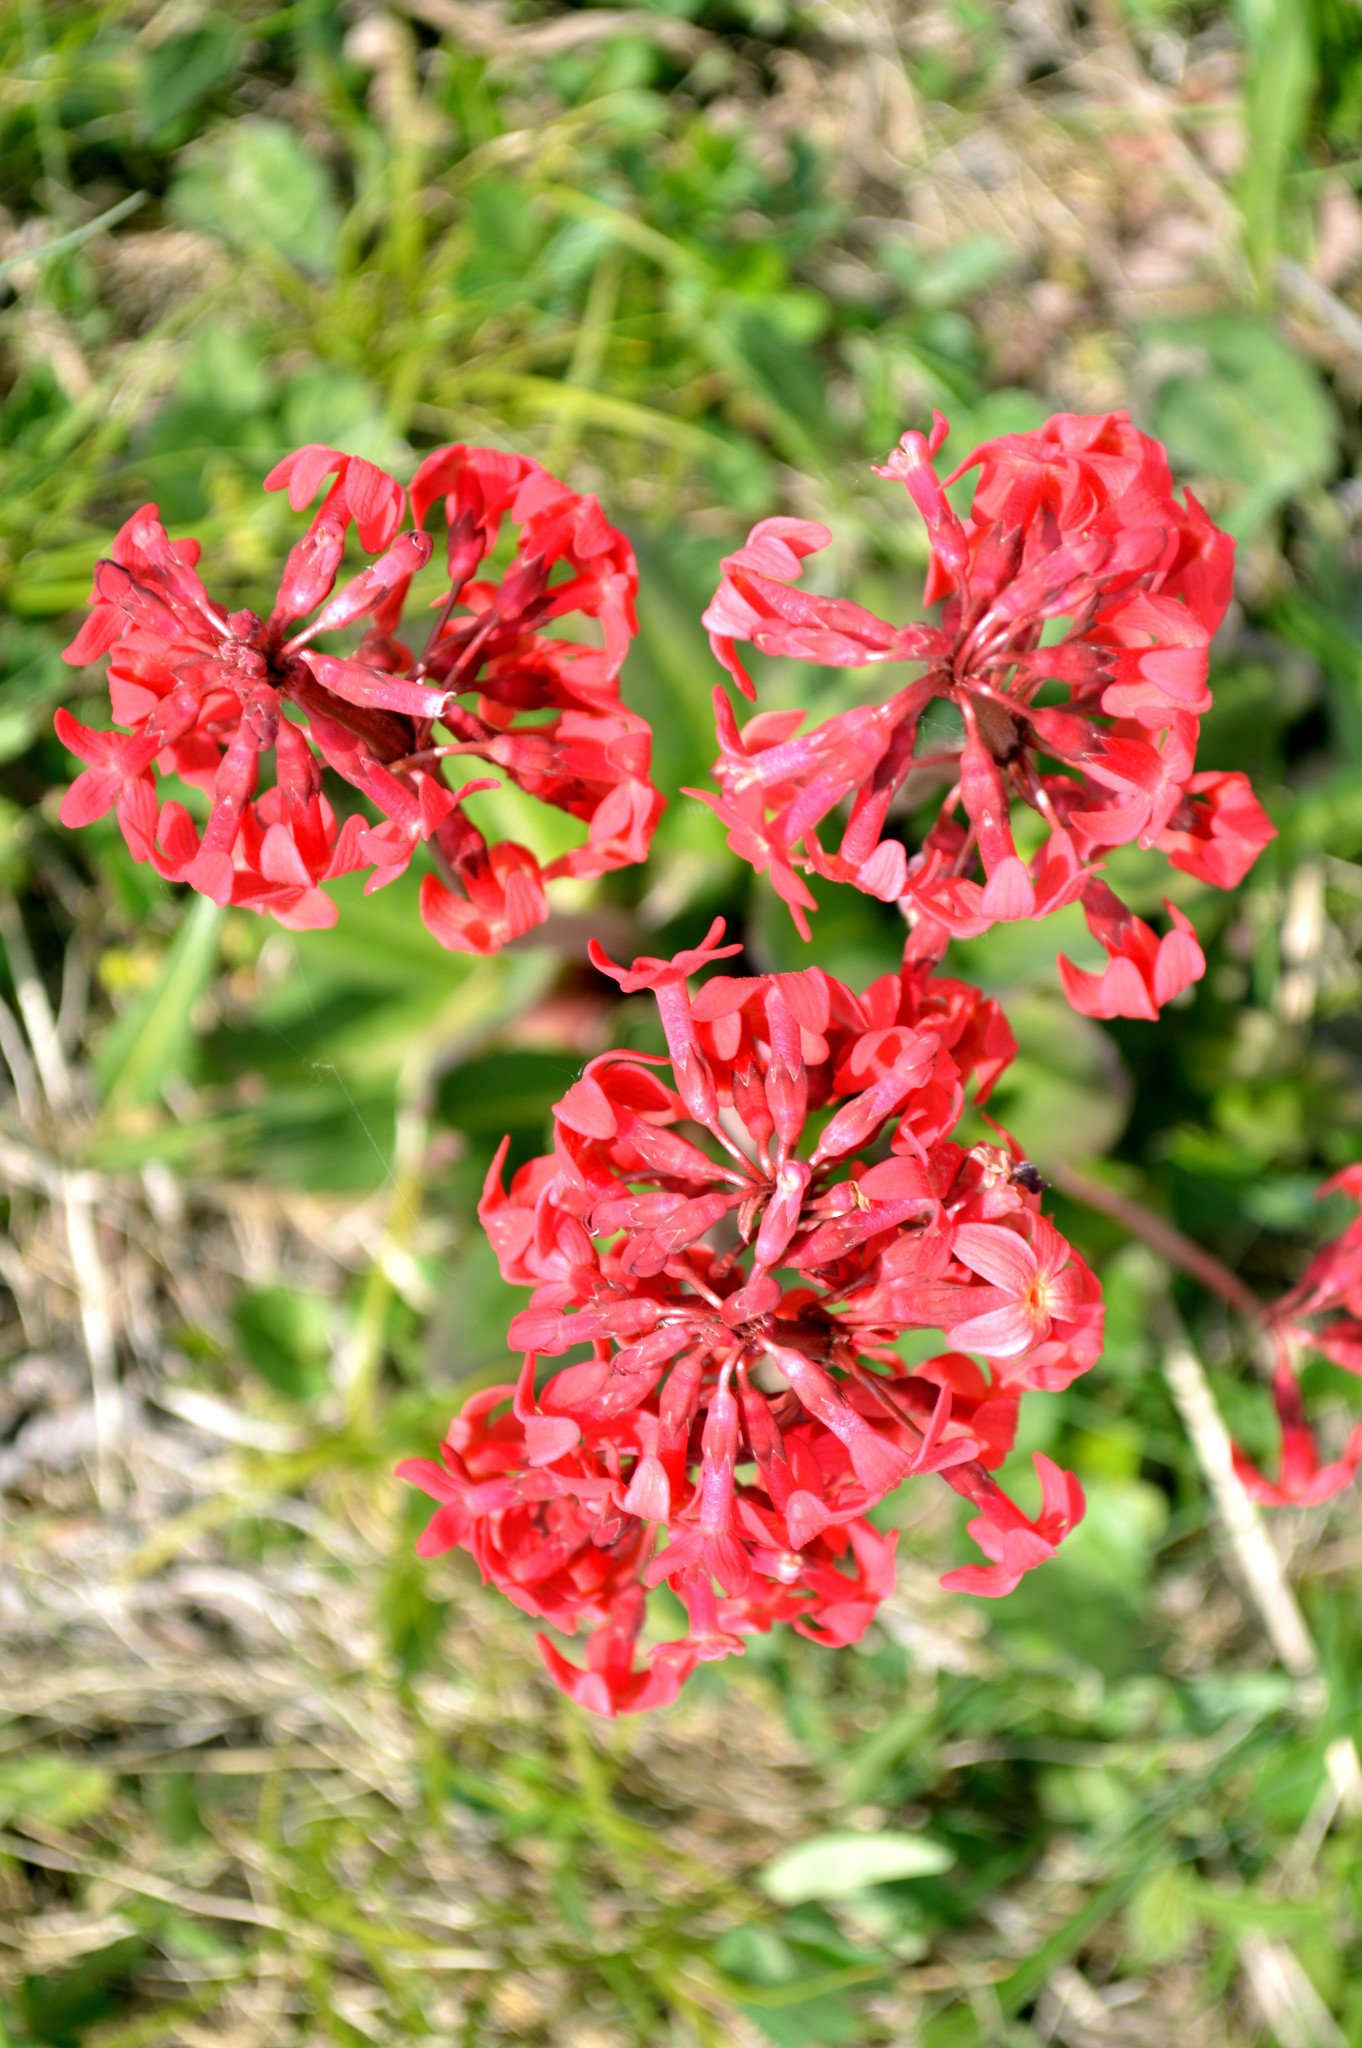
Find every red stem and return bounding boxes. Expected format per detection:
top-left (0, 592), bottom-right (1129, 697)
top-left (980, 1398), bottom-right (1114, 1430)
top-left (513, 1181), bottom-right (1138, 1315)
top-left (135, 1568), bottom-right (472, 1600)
top-left (1047, 1158), bottom-right (1262, 1324)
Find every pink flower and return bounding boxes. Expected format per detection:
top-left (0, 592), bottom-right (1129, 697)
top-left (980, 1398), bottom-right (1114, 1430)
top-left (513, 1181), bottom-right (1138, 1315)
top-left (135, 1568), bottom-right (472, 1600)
top-left (1266, 1173), bottom-right (1362, 1376)
top-left (1232, 1371), bottom-right (1362, 1508)
top-left (1233, 1176), bottom-right (1362, 1511)
top-left (265, 444), bottom-right (407, 552)
top-left (944, 1217), bottom-right (1085, 1358)
top-left (940, 1453), bottom-right (1086, 1597)
top-left (1156, 771), bottom-right (1277, 889)
top-left (56, 448), bottom-right (663, 951)
top-left (701, 411), bottom-right (1274, 1014)
top-left (1058, 885), bottom-right (1205, 1022)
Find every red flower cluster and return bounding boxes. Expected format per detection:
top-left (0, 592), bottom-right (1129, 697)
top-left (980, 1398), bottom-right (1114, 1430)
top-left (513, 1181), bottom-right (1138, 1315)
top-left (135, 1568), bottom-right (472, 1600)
top-left (401, 921), bottom-right (1096, 1714)
top-left (1234, 1167), bottom-right (1362, 1506)
top-left (55, 420), bottom-right (1315, 1714)
top-left (56, 445), bottom-right (663, 952)
top-left (698, 411), bottom-right (1275, 1016)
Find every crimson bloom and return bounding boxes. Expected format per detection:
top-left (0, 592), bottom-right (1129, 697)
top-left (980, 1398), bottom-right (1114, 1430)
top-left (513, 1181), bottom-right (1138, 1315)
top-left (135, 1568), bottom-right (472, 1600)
top-left (56, 444), bottom-right (663, 951)
top-left (697, 410), bottom-right (1275, 1015)
top-left (1233, 1167), bottom-right (1362, 1507)
top-left (1267, 1165), bottom-right (1362, 1377)
top-left (1056, 884), bottom-right (1204, 1023)
top-left (401, 921), bottom-right (1097, 1713)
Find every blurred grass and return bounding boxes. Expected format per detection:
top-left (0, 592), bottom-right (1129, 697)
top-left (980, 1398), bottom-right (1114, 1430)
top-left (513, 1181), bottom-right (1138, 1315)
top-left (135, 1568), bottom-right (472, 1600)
top-left (3, 2), bottom-right (1362, 2043)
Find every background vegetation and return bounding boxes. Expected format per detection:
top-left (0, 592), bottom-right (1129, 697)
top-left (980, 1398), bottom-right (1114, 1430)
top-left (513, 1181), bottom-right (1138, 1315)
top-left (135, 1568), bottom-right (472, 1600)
top-left (3, 2), bottom-right (1362, 2041)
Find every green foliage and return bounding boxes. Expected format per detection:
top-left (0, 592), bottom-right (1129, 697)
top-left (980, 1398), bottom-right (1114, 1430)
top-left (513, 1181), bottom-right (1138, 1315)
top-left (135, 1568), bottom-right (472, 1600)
top-left (1237, 0), bottom-right (1316, 290)
top-left (95, 895), bottom-right (224, 1109)
top-left (0, 1755), bottom-right (113, 1831)
top-left (231, 1283), bottom-right (333, 1401)
top-left (758, 1830), bottom-right (955, 1904)
top-left (140, 19), bottom-right (244, 147)
top-left (1145, 313), bottom-right (1337, 538)
top-left (170, 118), bottom-right (342, 271)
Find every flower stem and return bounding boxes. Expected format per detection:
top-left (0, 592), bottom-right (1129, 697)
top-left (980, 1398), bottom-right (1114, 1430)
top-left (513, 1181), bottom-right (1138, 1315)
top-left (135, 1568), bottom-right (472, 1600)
top-left (1048, 1158), bottom-right (1261, 1323)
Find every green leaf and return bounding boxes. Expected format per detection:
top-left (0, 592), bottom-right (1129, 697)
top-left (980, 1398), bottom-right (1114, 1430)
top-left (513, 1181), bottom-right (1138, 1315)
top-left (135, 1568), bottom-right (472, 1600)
top-left (706, 299), bottom-right (831, 474)
top-left (140, 20), bottom-right (241, 143)
top-left (0, 628), bottom-right (70, 765)
top-left (1267, 592), bottom-right (1362, 763)
top-left (629, 528), bottom-right (744, 800)
top-left (985, 988), bottom-right (1133, 1169)
top-left (1237, 0), bottom-right (1314, 291)
top-left (20, 1938), bottom-right (145, 2047)
top-left (232, 1284), bottom-right (332, 1401)
top-left (992, 1476), bottom-right (1169, 1677)
top-left (1184, 1879), bottom-right (1326, 1936)
top-left (280, 365), bottom-right (390, 465)
top-left (758, 1830), bottom-right (954, 1904)
top-left (878, 232), bottom-right (1015, 308)
top-left (95, 894), bottom-right (223, 1109)
top-left (1126, 1865), bottom-right (1198, 1965)
top-left (424, 1226), bottom-right (521, 1383)
top-left (176, 323), bottom-right (274, 416)
top-left (170, 118), bottom-right (341, 274)
top-left (715, 1926), bottom-right (878, 2048)
top-left (1144, 313), bottom-right (1336, 538)
top-left (384, 1514), bottom-right (451, 1682)
top-left (438, 1047), bottom-right (574, 1142)
top-left (150, 1773), bottom-right (204, 1850)
top-left (0, 1754), bottom-right (114, 1830)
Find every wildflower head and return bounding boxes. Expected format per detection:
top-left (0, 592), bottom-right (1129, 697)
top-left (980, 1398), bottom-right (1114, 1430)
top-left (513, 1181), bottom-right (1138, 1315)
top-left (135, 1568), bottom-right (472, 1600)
top-left (404, 925), bottom-right (1099, 1712)
top-left (698, 411), bottom-right (1275, 1016)
top-left (1233, 1170), bottom-right (1362, 1508)
top-left (56, 446), bottom-right (663, 951)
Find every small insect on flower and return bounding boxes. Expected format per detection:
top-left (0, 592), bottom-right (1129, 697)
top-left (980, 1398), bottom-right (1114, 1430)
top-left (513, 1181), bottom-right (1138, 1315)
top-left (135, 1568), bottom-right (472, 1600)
top-left (56, 445), bottom-right (664, 951)
top-left (402, 921), bottom-right (1098, 1714)
top-left (697, 411), bottom-right (1276, 1016)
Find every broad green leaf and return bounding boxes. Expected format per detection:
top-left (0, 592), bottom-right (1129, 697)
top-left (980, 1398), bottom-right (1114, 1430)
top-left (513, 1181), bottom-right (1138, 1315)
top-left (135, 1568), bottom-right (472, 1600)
top-left (716, 1924), bottom-right (880, 2048)
top-left (1184, 1671), bottom-right (1299, 1724)
top-left (19, 1936), bottom-right (146, 2045)
top-left (170, 118), bottom-right (341, 274)
top-left (219, 1082), bottom-right (397, 1193)
top-left (1126, 1865), bottom-right (1198, 1965)
top-left (705, 298), bottom-right (832, 474)
top-left (758, 1830), bottom-right (954, 1904)
top-left (460, 777), bottom-right (581, 866)
top-left (140, 20), bottom-right (241, 143)
top-left (993, 1476), bottom-right (1169, 1678)
top-left (1144, 313), bottom-right (1336, 538)
top-left (1268, 593), bottom-right (1362, 763)
top-left (232, 1284), bottom-right (332, 1401)
top-left (385, 1510), bottom-right (452, 1681)
top-left (150, 1773), bottom-right (205, 1849)
top-left (236, 920), bottom-right (554, 1083)
top-left (1184, 1881), bottom-right (1326, 1937)
top-left (438, 1047), bottom-right (576, 1141)
top-left (629, 528), bottom-right (743, 800)
top-left (425, 1227), bottom-right (521, 1383)
top-left (176, 323), bottom-right (274, 416)
top-left (280, 364), bottom-right (391, 466)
